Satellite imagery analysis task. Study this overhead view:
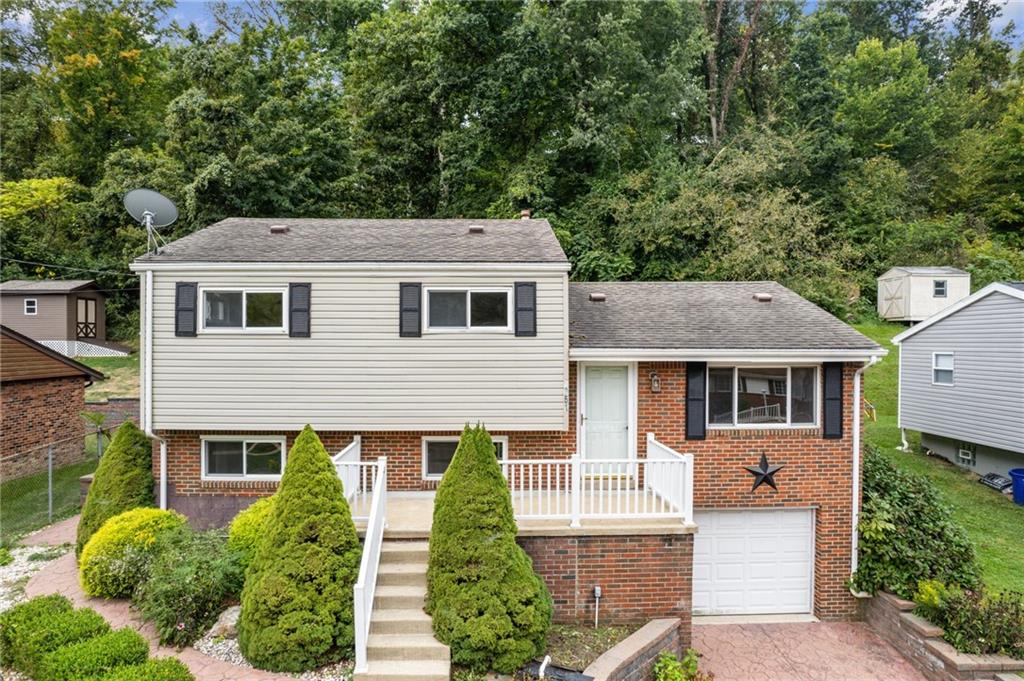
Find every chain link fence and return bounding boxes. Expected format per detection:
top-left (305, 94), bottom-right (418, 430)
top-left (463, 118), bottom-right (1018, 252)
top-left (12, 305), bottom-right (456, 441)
top-left (0, 425), bottom-right (121, 545)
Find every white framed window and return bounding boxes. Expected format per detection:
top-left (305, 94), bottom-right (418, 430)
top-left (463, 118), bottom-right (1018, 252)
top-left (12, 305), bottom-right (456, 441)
top-left (933, 280), bottom-right (947, 297)
top-left (932, 352), bottom-right (954, 385)
top-left (424, 287), bottom-right (512, 332)
top-left (422, 435), bottom-right (508, 480)
top-left (23, 299), bottom-right (37, 315)
top-left (201, 436), bottom-right (286, 480)
top-left (200, 287), bottom-right (286, 333)
top-left (956, 442), bottom-right (976, 467)
top-left (707, 366), bottom-right (819, 428)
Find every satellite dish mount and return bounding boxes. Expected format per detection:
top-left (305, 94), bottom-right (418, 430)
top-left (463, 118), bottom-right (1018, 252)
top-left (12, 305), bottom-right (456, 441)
top-left (123, 188), bottom-right (178, 255)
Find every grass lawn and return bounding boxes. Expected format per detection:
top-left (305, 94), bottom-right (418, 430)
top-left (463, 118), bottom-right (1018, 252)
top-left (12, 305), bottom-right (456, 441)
top-left (855, 320), bottom-right (1024, 594)
top-left (0, 458), bottom-right (97, 546)
top-left (80, 353), bottom-right (139, 401)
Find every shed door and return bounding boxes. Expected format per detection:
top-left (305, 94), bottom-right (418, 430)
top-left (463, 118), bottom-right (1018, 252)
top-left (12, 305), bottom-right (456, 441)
top-left (880, 278), bottom-right (905, 319)
top-left (77, 298), bottom-right (97, 338)
top-left (693, 509), bottom-right (814, 615)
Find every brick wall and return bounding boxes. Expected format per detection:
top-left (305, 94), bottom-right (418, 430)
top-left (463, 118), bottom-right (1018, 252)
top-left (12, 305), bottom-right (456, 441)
top-left (0, 376), bottom-right (87, 480)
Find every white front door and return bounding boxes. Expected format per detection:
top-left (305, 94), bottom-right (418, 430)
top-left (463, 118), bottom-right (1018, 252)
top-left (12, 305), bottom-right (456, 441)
top-left (693, 509), bottom-right (814, 615)
top-left (582, 365), bottom-right (629, 460)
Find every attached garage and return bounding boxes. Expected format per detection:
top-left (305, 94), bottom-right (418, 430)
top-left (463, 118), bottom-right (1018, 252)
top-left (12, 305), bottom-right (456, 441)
top-left (692, 509), bottom-right (814, 615)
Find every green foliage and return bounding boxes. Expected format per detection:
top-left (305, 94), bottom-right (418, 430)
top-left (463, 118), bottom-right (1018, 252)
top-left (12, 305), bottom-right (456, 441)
top-left (426, 425), bottom-right (552, 673)
top-left (915, 582), bottom-right (1024, 658)
top-left (77, 421), bottom-right (155, 556)
top-left (7, 607), bottom-right (110, 676)
top-left (0, 546), bottom-right (11, 566)
top-left (227, 495), bottom-right (276, 572)
top-left (79, 507), bottom-right (188, 599)
top-left (134, 528), bottom-right (244, 647)
top-left (0, 595), bottom-right (73, 667)
top-left (237, 425), bottom-right (362, 672)
top-left (653, 649), bottom-right (710, 681)
top-left (35, 627), bottom-right (149, 681)
top-left (913, 579), bottom-right (961, 623)
top-left (99, 657), bottom-right (197, 681)
top-left (853, 446), bottom-right (980, 598)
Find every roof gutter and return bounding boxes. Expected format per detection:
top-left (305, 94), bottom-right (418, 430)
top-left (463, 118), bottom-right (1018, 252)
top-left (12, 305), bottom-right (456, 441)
top-left (569, 348), bottom-right (887, 363)
top-left (129, 261), bottom-right (571, 273)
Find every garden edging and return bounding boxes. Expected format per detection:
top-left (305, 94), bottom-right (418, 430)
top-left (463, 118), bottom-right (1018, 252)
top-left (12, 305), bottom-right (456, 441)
top-left (582, 617), bottom-right (683, 681)
top-left (861, 591), bottom-right (1024, 681)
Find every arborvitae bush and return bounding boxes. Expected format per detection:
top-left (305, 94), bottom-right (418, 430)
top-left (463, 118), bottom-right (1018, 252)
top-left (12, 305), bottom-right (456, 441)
top-left (237, 425), bottom-right (362, 672)
top-left (426, 425), bottom-right (552, 673)
top-left (77, 421), bottom-right (153, 556)
top-left (227, 495), bottom-right (276, 572)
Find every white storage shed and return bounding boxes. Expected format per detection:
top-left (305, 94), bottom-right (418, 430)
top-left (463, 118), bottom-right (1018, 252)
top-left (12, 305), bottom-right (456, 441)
top-left (877, 267), bottom-right (970, 322)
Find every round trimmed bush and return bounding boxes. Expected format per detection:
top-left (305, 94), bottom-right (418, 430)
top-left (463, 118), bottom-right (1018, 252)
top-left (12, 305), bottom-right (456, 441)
top-left (0, 595), bottom-right (73, 667)
top-left (77, 421), bottom-right (154, 556)
top-left (10, 607), bottom-right (110, 676)
top-left (227, 495), bottom-right (276, 572)
top-left (100, 658), bottom-right (197, 681)
top-left (237, 425), bottom-right (362, 672)
top-left (80, 507), bottom-right (188, 598)
top-left (35, 627), bottom-right (148, 681)
top-left (426, 425), bottom-right (552, 673)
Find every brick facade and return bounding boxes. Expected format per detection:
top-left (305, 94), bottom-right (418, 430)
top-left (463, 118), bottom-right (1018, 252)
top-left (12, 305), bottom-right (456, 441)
top-left (0, 376), bottom-right (87, 480)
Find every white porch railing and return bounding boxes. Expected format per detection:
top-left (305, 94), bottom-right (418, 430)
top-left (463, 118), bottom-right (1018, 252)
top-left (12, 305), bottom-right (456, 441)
top-left (500, 434), bottom-right (693, 526)
top-left (333, 436), bottom-right (381, 522)
top-left (352, 456), bottom-right (387, 674)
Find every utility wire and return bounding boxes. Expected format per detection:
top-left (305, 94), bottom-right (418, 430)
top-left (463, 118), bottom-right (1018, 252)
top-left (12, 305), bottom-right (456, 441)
top-left (1, 258), bottom-right (130, 276)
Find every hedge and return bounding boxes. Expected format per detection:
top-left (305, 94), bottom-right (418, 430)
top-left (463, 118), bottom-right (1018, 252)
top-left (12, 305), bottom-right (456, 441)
top-left (426, 425), bottom-right (552, 673)
top-left (0, 595), bottom-right (73, 667)
top-left (227, 495), bottom-right (276, 572)
top-left (77, 421), bottom-right (154, 556)
top-left (35, 627), bottom-right (149, 681)
top-left (100, 658), bottom-right (197, 681)
top-left (8, 607), bottom-right (110, 676)
top-left (237, 425), bottom-right (362, 672)
top-left (79, 508), bottom-right (188, 598)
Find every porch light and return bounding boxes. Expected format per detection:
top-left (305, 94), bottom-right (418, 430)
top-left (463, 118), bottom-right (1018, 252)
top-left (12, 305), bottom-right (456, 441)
top-left (649, 370), bottom-right (661, 393)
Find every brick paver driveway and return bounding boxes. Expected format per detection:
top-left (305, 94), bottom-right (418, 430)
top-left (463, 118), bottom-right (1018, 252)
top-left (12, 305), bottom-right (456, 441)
top-left (693, 621), bottom-right (927, 681)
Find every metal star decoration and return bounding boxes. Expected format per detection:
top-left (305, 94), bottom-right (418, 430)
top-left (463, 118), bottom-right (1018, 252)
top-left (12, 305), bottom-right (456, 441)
top-left (744, 453), bottom-right (784, 492)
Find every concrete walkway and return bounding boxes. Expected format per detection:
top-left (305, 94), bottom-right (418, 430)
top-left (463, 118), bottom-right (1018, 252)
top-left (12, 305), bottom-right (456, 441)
top-left (693, 620), bottom-right (927, 681)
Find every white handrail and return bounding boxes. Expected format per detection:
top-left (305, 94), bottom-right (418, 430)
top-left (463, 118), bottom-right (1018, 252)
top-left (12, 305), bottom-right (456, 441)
top-left (646, 433), bottom-right (694, 523)
top-left (333, 436), bottom-right (362, 504)
top-left (353, 456), bottom-right (386, 675)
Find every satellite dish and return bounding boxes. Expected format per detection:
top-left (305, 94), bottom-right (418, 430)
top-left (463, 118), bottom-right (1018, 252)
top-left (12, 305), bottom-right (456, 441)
top-left (124, 188), bottom-right (178, 255)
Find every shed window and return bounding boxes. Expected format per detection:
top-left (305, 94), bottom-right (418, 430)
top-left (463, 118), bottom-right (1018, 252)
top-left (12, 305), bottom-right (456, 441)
top-left (201, 288), bottom-right (285, 332)
top-left (426, 288), bottom-right (511, 331)
top-left (24, 299), bottom-right (37, 315)
top-left (202, 437), bottom-right (285, 479)
top-left (708, 366), bottom-right (818, 427)
top-left (932, 353), bottom-right (954, 385)
top-left (933, 280), bottom-right (947, 297)
top-left (423, 436), bottom-right (507, 479)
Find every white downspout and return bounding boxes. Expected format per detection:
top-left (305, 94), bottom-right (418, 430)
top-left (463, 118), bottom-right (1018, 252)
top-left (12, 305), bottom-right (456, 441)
top-left (896, 342), bottom-right (911, 451)
top-left (851, 355), bottom-right (880, 576)
top-left (141, 269), bottom-right (167, 510)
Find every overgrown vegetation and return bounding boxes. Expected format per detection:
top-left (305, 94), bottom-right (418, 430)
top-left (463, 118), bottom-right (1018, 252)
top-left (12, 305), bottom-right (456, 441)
top-left (653, 649), bottom-right (712, 681)
top-left (237, 425), bottom-right (361, 672)
top-left (427, 425), bottom-right (552, 673)
top-left (227, 495), bottom-right (276, 573)
top-left (76, 421), bottom-right (154, 556)
top-left (545, 624), bottom-right (638, 671)
top-left (2, 1), bottom-right (1022, 329)
top-left (914, 580), bottom-right (1024, 659)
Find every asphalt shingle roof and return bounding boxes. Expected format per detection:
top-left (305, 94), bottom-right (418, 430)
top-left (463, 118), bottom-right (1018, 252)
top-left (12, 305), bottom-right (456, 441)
top-left (0, 280), bottom-right (96, 294)
top-left (568, 281), bottom-right (881, 350)
top-left (1005, 282), bottom-right (1024, 292)
top-left (135, 218), bottom-right (569, 264)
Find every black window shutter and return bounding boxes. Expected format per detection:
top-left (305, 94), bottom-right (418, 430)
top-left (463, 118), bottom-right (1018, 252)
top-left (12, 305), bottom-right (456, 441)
top-left (174, 282), bottom-right (198, 337)
top-left (823, 362), bottom-right (844, 439)
top-left (686, 362), bottom-right (707, 440)
top-left (289, 283), bottom-right (311, 338)
top-left (515, 282), bottom-right (537, 337)
top-left (399, 283), bottom-right (421, 337)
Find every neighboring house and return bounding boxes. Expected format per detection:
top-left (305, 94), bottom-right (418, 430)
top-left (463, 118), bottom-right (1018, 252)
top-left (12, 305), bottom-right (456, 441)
top-left (0, 279), bottom-right (128, 357)
top-left (877, 266), bottom-right (970, 322)
top-left (894, 282), bottom-right (1024, 478)
top-left (130, 217), bottom-right (883, 646)
top-left (0, 325), bottom-right (104, 480)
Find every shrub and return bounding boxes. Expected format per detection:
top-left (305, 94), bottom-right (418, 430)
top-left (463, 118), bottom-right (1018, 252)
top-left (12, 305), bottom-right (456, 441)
top-left (77, 421), bottom-right (154, 556)
top-left (100, 658), bottom-right (197, 681)
top-left (915, 584), bottom-right (1024, 658)
top-left (0, 595), bottom-right (73, 666)
top-left (0, 545), bottom-right (12, 566)
top-left (237, 425), bottom-right (362, 672)
top-left (227, 495), bottom-right (276, 572)
top-left (134, 527), bottom-right (244, 647)
top-left (80, 507), bottom-right (188, 598)
top-left (8, 607), bottom-right (110, 675)
top-left (35, 627), bottom-right (148, 681)
top-left (653, 649), bottom-right (712, 681)
top-left (852, 446), bottom-right (980, 598)
top-left (426, 425), bottom-right (552, 673)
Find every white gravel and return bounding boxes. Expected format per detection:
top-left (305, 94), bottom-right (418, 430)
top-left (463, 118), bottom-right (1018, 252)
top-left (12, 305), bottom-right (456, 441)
top-left (0, 545), bottom-right (68, 613)
top-left (194, 629), bottom-right (353, 681)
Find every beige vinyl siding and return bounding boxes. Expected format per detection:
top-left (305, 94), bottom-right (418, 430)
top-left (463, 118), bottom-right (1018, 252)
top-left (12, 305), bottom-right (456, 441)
top-left (1, 295), bottom-right (69, 339)
top-left (149, 267), bottom-right (568, 431)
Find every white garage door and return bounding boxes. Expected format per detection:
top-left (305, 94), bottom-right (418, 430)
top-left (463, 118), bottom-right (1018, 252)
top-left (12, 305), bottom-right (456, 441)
top-left (693, 509), bottom-right (814, 615)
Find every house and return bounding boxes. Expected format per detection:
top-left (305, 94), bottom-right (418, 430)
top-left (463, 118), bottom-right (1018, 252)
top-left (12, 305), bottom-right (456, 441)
top-left (130, 217), bottom-right (884, 672)
top-left (0, 279), bottom-right (128, 357)
top-left (0, 325), bottom-right (104, 480)
top-left (893, 282), bottom-right (1024, 479)
top-left (877, 266), bottom-right (970, 322)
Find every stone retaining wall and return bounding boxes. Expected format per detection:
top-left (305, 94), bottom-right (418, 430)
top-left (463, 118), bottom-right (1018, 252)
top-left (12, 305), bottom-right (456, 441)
top-left (82, 397), bottom-right (139, 429)
top-left (861, 591), bottom-right (1024, 681)
top-left (583, 618), bottom-right (684, 681)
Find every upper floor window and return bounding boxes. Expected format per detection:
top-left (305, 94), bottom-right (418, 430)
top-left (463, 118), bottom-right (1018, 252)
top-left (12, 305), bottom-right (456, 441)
top-left (426, 288), bottom-right (511, 331)
top-left (933, 280), bottom-right (947, 297)
top-left (708, 366), bottom-right (818, 427)
top-left (201, 288), bottom-right (285, 333)
top-left (24, 299), bottom-right (37, 315)
top-left (202, 436), bottom-right (285, 480)
top-left (932, 353), bottom-right (954, 385)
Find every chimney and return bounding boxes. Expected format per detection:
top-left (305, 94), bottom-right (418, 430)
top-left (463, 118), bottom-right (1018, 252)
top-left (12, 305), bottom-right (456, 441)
top-left (520, 209), bottom-right (532, 220)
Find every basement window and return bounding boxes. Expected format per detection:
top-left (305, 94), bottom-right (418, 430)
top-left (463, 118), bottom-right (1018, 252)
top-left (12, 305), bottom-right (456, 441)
top-left (202, 437), bottom-right (285, 480)
top-left (422, 436), bottom-right (507, 479)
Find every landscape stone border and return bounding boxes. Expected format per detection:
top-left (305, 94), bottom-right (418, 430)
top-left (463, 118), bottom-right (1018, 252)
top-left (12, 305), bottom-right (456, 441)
top-left (861, 591), bottom-right (1024, 681)
top-left (583, 617), bottom-right (683, 681)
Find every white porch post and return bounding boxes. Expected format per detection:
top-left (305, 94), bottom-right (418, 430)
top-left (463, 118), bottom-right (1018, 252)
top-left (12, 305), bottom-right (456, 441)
top-left (570, 455), bottom-right (582, 527)
top-left (682, 453), bottom-right (694, 524)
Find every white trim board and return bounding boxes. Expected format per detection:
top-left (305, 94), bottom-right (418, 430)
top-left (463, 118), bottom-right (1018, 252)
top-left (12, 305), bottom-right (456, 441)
top-left (570, 348), bottom-right (885, 363)
top-left (893, 282), bottom-right (1024, 344)
top-left (130, 261), bottom-right (571, 272)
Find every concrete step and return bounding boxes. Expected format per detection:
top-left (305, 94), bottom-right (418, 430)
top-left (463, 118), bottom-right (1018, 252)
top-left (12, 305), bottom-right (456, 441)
top-left (374, 585), bottom-right (426, 610)
top-left (380, 541), bottom-right (429, 564)
top-left (378, 563), bottom-right (428, 587)
top-left (369, 608), bottom-right (435, 635)
top-left (355, 659), bottom-right (449, 681)
top-left (367, 634), bottom-right (450, 662)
